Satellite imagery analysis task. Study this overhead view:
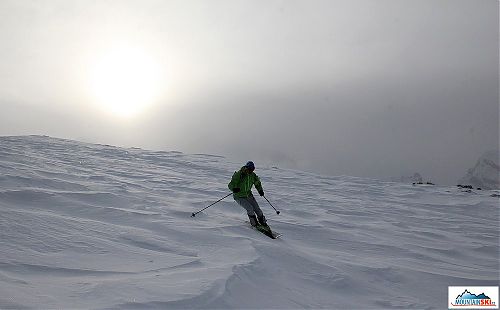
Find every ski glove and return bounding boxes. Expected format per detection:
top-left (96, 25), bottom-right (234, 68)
top-left (258, 189), bottom-right (264, 196)
top-left (232, 187), bottom-right (240, 193)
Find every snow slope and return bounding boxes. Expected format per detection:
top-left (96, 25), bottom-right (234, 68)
top-left (0, 136), bottom-right (498, 309)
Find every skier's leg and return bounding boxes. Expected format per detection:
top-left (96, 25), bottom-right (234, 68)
top-left (248, 196), bottom-right (267, 225)
top-left (235, 197), bottom-right (255, 215)
top-left (235, 197), bottom-right (258, 226)
top-left (248, 215), bottom-right (258, 227)
top-left (247, 196), bottom-right (263, 217)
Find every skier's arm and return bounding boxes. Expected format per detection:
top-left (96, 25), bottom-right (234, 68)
top-left (228, 171), bottom-right (240, 192)
top-left (254, 175), bottom-right (264, 195)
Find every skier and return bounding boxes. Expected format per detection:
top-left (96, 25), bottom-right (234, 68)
top-left (228, 161), bottom-right (268, 227)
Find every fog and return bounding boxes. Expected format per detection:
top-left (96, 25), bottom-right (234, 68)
top-left (0, 0), bottom-right (498, 184)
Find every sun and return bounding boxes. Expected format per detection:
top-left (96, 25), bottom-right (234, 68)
top-left (87, 46), bottom-right (162, 118)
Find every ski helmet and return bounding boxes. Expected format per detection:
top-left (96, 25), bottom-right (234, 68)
top-left (245, 161), bottom-right (255, 170)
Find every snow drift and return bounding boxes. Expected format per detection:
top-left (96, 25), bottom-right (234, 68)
top-left (0, 136), bottom-right (498, 309)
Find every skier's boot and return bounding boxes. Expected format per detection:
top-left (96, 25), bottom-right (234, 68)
top-left (248, 215), bottom-right (258, 227)
top-left (257, 215), bottom-right (269, 228)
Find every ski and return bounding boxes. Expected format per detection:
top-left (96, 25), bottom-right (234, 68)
top-left (245, 221), bottom-right (281, 239)
top-left (253, 224), bottom-right (281, 239)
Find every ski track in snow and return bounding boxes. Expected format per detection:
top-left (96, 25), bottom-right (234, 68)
top-left (0, 135), bottom-right (498, 309)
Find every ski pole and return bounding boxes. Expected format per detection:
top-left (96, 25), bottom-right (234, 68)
top-left (191, 192), bottom-right (233, 217)
top-left (263, 195), bottom-right (280, 215)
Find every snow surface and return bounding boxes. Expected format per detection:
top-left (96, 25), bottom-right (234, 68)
top-left (0, 136), bottom-right (498, 309)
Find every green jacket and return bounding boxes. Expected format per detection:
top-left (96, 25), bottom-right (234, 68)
top-left (228, 167), bottom-right (263, 198)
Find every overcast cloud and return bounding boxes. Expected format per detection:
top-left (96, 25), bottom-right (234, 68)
top-left (0, 0), bottom-right (498, 184)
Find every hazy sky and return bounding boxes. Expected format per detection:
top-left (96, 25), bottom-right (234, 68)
top-left (0, 0), bottom-right (498, 184)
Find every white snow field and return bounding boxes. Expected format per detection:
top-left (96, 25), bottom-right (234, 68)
top-left (0, 136), bottom-right (498, 309)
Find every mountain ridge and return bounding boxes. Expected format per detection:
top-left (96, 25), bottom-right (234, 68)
top-left (459, 150), bottom-right (500, 190)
